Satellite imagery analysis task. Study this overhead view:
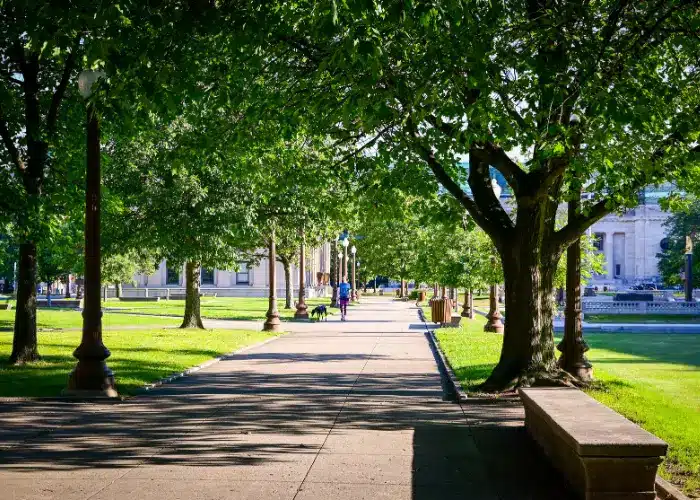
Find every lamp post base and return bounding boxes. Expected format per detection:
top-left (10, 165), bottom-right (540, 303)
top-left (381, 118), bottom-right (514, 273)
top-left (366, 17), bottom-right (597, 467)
top-left (64, 361), bottom-right (118, 398)
top-left (263, 313), bottom-right (282, 332)
top-left (484, 311), bottom-right (504, 334)
top-left (294, 304), bottom-right (309, 320)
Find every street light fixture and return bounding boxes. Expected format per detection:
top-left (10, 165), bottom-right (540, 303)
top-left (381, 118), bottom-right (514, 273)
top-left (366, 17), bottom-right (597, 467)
top-left (350, 245), bottom-right (357, 302)
top-left (65, 70), bottom-right (117, 397)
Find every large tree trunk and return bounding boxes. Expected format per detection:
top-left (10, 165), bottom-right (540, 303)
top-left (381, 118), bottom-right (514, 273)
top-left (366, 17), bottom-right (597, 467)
top-left (115, 282), bottom-right (122, 299)
top-left (10, 242), bottom-right (40, 364)
top-left (181, 262), bottom-right (204, 329)
top-left (480, 231), bottom-right (562, 392)
top-left (283, 258), bottom-right (292, 309)
top-left (64, 274), bottom-right (71, 298)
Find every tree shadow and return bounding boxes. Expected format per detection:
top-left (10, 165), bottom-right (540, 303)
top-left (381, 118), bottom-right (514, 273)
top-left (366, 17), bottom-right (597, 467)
top-left (584, 333), bottom-right (700, 368)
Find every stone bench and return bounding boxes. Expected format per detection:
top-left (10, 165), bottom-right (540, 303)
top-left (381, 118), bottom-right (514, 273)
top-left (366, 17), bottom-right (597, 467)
top-left (168, 292), bottom-right (217, 300)
top-left (519, 387), bottom-right (667, 500)
top-left (118, 297), bottom-right (160, 302)
top-left (36, 299), bottom-right (82, 309)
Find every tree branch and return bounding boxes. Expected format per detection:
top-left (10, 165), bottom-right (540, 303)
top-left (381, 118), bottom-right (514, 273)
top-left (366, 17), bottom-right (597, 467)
top-left (0, 107), bottom-right (25, 172)
top-left (495, 89), bottom-right (527, 130)
top-left (47, 37), bottom-right (79, 134)
top-left (406, 119), bottom-right (495, 235)
top-left (468, 144), bottom-right (515, 234)
top-left (331, 123), bottom-right (394, 169)
top-left (483, 142), bottom-right (527, 195)
top-left (553, 198), bottom-right (612, 250)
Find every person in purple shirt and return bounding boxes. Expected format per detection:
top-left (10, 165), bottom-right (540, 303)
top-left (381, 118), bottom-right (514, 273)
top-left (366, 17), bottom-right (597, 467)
top-left (338, 279), bottom-right (351, 321)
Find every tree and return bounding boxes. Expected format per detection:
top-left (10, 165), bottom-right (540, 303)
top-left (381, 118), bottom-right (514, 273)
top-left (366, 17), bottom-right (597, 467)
top-left (102, 252), bottom-right (157, 298)
top-left (657, 199), bottom-right (700, 288)
top-left (263, 0), bottom-right (700, 390)
top-left (0, 1), bottom-right (232, 362)
top-left (105, 111), bottom-right (258, 329)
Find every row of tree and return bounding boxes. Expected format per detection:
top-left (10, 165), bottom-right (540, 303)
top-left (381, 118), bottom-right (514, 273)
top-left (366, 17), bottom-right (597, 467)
top-left (2, 1), bottom-right (699, 392)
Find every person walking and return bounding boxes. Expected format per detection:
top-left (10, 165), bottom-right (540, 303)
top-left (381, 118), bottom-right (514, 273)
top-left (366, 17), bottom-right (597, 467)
top-left (338, 279), bottom-right (351, 321)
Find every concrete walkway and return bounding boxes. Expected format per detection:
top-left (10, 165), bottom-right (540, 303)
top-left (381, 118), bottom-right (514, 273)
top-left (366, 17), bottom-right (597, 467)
top-left (0, 298), bottom-right (572, 500)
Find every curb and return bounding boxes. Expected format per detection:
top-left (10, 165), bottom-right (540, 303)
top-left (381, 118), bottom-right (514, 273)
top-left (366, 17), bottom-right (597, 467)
top-left (655, 476), bottom-right (691, 500)
top-left (417, 309), bottom-right (469, 403)
top-left (135, 332), bottom-right (287, 395)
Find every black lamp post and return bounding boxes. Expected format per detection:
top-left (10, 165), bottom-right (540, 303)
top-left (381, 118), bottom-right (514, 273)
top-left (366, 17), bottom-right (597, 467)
top-left (685, 235), bottom-right (694, 303)
top-left (65, 70), bottom-right (117, 397)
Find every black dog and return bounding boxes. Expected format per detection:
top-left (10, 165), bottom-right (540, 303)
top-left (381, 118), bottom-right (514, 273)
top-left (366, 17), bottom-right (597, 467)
top-left (310, 304), bottom-right (328, 321)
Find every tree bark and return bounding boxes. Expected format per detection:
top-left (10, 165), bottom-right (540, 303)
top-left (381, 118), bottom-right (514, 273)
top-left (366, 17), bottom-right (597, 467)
top-left (480, 239), bottom-right (562, 392)
top-left (10, 242), bottom-right (40, 363)
top-left (181, 262), bottom-right (204, 329)
top-left (64, 274), bottom-right (71, 298)
top-left (282, 258), bottom-right (292, 309)
top-left (115, 282), bottom-right (122, 299)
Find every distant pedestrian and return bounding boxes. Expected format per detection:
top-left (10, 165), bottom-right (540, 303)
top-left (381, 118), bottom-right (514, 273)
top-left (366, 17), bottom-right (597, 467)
top-left (338, 279), bottom-right (351, 321)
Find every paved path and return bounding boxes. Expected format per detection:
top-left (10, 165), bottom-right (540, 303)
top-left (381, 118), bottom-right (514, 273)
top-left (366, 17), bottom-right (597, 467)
top-left (0, 298), bottom-right (572, 500)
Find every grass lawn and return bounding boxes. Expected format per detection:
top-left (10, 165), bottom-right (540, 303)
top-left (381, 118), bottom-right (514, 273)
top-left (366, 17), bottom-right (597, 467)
top-left (0, 309), bottom-right (179, 331)
top-left (0, 328), bottom-right (276, 397)
top-left (586, 313), bottom-right (700, 324)
top-left (435, 319), bottom-right (700, 497)
top-left (106, 296), bottom-right (334, 321)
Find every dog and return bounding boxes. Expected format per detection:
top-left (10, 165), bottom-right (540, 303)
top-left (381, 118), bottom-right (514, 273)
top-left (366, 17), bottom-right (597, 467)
top-left (310, 304), bottom-right (328, 321)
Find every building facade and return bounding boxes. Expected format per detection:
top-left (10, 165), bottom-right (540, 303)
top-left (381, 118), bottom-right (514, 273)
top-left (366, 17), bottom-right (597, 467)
top-left (130, 242), bottom-right (335, 296)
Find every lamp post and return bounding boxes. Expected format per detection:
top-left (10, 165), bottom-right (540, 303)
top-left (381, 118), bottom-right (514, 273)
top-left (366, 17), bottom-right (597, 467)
top-left (341, 236), bottom-right (349, 282)
top-left (65, 70), bottom-right (117, 397)
top-left (330, 239), bottom-right (338, 307)
top-left (351, 245), bottom-right (357, 302)
top-left (484, 256), bottom-right (504, 333)
top-left (263, 227), bottom-right (282, 332)
top-left (294, 230), bottom-right (309, 320)
top-left (685, 235), bottom-right (694, 302)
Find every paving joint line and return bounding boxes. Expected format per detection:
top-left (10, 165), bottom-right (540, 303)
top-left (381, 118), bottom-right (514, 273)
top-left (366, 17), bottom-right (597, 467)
top-left (84, 395), bottom-right (242, 499)
top-left (291, 334), bottom-right (382, 500)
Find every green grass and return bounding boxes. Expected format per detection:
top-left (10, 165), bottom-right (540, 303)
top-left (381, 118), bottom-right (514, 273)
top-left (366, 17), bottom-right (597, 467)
top-left (0, 309), bottom-right (179, 331)
top-left (108, 296), bottom-right (334, 321)
top-left (586, 313), bottom-right (700, 324)
top-left (435, 319), bottom-right (700, 497)
top-left (0, 328), bottom-right (276, 397)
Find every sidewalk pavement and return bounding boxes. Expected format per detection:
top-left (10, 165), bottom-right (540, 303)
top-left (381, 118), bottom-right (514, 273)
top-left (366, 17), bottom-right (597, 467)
top-left (0, 298), bottom-right (573, 500)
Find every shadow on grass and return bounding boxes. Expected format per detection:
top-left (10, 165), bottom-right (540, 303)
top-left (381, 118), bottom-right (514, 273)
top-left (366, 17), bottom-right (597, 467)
top-left (452, 363), bottom-right (497, 393)
top-left (585, 333), bottom-right (700, 368)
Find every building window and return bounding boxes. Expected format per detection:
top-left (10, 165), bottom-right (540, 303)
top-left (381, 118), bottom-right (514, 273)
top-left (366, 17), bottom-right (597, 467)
top-left (593, 233), bottom-right (605, 252)
top-left (615, 264), bottom-right (621, 278)
top-left (166, 266), bottom-right (180, 285)
top-left (236, 263), bottom-right (249, 284)
top-left (201, 268), bottom-right (215, 285)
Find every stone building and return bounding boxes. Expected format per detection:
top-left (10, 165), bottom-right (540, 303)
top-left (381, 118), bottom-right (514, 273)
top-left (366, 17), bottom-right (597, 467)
top-left (130, 242), bottom-right (335, 297)
top-left (493, 170), bottom-right (673, 287)
top-left (588, 189), bottom-right (672, 287)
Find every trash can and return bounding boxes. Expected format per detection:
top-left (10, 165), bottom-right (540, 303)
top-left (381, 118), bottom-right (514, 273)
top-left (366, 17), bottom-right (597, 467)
top-left (431, 298), bottom-right (453, 324)
top-left (418, 290), bottom-right (426, 303)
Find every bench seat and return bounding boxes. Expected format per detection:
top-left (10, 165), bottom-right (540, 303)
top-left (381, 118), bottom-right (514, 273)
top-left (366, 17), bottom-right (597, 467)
top-left (519, 387), bottom-right (667, 500)
top-left (118, 297), bottom-right (160, 302)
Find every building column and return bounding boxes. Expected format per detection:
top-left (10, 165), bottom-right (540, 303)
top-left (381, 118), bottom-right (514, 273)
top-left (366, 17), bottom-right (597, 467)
top-left (604, 232), bottom-right (614, 280)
